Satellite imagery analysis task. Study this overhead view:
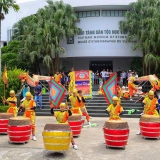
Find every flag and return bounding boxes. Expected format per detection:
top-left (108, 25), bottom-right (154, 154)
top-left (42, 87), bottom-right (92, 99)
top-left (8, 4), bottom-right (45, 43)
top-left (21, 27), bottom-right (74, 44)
top-left (3, 65), bottom-right (8, 84)
top-left (102, 73), bottom-right (117, 105)
top-left (49, 78), bottom-right (66, 109)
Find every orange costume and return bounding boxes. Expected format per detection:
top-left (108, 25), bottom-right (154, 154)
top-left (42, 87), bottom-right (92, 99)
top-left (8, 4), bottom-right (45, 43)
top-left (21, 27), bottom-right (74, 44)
top-left (123, 92), bottom-right (129, 100)
top-left (128, 76), bottom-right (137, 98)
top-left (54, 73), bottom-right (62, 83)
top-left (116, 85), bottom-right (122, 98)
top-left (7, 96), bottom-right (17, 117)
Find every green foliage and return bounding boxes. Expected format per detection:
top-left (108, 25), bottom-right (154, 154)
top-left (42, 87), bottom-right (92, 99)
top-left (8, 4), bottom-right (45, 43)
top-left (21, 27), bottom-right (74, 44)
top-left (0, 106), bottom-right (9, 113)
top-left (119, 0), bottom-right (160, 74)
top-left (130, 57), bottom-right (143, 76)
top-left (0, 68), bottom-right (24, 103)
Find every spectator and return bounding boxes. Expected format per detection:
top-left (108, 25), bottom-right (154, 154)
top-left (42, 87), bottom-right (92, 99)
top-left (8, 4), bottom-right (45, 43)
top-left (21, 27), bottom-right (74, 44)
top-left (105, 69), bottom-right (110, 81)
top-left (100, 69), bottom-right (106, 83)
top-left (61, 72), bottom-right (66, 86)
top-left (34, 81), bottom-right (42, 110)
top-left (121, 71), bottom-right (127, 86)
top-left (92, 71), bottom-right (95, 85)
top-left (117, 68), bottom-right (122, 83)
top-left (95, 70), bottom-right (99, 85)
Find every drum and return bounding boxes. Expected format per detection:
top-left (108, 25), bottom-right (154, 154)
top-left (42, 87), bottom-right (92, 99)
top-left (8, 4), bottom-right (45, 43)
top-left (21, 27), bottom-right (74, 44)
top-left (140, 115), bottom-right (160, 139)
top-left (0, 113), bottom-right (14, 134)
top-left (8, 117), bottom-right (32, 143)
top-left (42, 124), bottom-right (71, 151)
top-left (103, 120), bottom-right (129, 149)
top-left (68, 114), bottom-right (82, 136)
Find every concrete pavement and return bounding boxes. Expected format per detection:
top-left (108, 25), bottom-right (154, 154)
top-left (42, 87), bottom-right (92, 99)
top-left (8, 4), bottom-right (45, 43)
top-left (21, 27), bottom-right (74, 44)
top-left (0, 116), bottom-right (160, 160)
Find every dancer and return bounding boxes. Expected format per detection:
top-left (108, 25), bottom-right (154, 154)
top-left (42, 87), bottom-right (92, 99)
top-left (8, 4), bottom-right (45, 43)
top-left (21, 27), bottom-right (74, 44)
top-left (116, 83), bottom-right (122, 98)
top-left (68, 67), bottom-right (75, 95)
top-left (106, 96), bottom-right (124, 120)
top-left (128, 73), bottom-right (137, 101)
top-left (136, 90), bottom-right (159, 135)
top-left (19, 92), bottom-right (37, 141)
top-left (50, 103), bottom-right (78, 150)
top-left (77, 90), bottom-right (91, 125)
top-left (67, 89), bottom-right (82, 115)
top-left (3, 90), bottom-right (17, 117)
top-left (54, 71), bottom-right (62, 83)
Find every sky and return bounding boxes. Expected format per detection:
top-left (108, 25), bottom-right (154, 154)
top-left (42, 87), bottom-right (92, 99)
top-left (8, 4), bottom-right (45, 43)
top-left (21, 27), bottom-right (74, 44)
top-left (16, 0), bottom-right (35, 3)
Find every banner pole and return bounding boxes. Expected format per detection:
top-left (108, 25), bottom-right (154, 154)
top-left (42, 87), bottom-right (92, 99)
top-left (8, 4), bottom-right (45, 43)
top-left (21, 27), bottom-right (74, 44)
top-left (4, 83), bottom-right (6, 106)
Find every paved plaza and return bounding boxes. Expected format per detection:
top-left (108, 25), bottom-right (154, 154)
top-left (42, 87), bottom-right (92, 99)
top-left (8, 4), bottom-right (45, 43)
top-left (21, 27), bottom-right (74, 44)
top-left (0, 116), bottom-right (160, 160)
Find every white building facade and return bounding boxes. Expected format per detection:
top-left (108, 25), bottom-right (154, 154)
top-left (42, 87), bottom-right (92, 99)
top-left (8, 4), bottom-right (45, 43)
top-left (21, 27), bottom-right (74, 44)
top-left (1, 0), bottom-right (142, 73)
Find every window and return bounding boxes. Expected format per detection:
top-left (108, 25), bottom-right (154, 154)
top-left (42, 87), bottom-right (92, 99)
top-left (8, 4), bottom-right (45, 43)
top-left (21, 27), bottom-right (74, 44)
top-left (102, 10), bottom-right (127, 17)
top-left (3, 42), bottom-right (7, 46)
top-left (79, 12), bottom-right (82, 18)
top-left (76, 10), bottom-right (100, 18)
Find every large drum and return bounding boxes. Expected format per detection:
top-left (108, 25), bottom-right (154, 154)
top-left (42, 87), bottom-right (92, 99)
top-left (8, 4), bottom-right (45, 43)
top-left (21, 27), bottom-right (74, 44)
top-left (68, 114), bottom-right (82, 136)
top-left (140, 115), bottom-right (160, 139)
top-left (8, 117), bottom-right (32, 143)
top-left (42, 124), bottom-right (71, 151)
top-left (0, 113), bottom-right (14, 134)
top-left (103, 120), bottom-right (129, 149)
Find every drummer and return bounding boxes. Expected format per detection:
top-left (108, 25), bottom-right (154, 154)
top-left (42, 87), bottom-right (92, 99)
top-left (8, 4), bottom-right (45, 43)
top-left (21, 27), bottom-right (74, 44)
top-left (19, 92), bottom-right (37, 141)
top-left (67, 89), bottom-right (82, 115)
top-left (106, 96), bottom-right (124, 120)
top-left (50, 103), bottom-right (78, 150)
top-left (3, 90), bottom-right (17, 117)
top-left (77, 90), bottom-right (91, 125)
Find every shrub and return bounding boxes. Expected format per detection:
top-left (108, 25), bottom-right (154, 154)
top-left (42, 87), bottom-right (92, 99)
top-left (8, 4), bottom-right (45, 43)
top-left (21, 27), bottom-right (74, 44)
top-left (0, 106), bottom-right (9, 112)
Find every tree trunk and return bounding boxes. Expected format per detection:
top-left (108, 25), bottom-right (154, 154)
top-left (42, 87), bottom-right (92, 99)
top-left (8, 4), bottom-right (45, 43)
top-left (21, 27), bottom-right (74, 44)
top-left (52, 58), bottom-right (55, 75)
top-left (0, 20), bottom-right (2, 76)
top-left (55, 52), bottom-right (59, 72)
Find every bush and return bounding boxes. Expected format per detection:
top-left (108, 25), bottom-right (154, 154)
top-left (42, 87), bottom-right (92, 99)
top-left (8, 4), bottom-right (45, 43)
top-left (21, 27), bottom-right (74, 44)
top-left (0, 106), bottom-right (9, 112)
top-left (0, 68), bottom-right (25, 103)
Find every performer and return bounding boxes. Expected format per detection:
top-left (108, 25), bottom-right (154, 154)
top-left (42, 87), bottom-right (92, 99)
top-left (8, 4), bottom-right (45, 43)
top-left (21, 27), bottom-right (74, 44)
top-left (106, 96), bottom-right (124, 120)
top-left (116, 83), bottom-right (122, 98)
top-left (19, 92), bottom-right (37, 141)
top-left (151, 80), bottom-right (160, 92)
top-left (128, 73), bottom-right (137, 101)
top-left (77, 90), bottom-right (91, 125)
top-left (3, 90), bottom-right (17, 117)
top-left (136, 90), bottom-right (159, 135)
top-left (50, 103), bottom-right (78, 150)
top-left (54, 71), bottom-right (62, 83)
top-left (68, 67), bottom-right (75, 95)
top-left (67, 89), bottom-right (82, 115)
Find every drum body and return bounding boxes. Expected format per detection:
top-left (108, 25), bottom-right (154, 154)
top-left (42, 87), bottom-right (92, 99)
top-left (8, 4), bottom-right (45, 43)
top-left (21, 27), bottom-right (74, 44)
top-left (0, 113), bottom-right (14, 134)
top-left (8, 117), bottom-right (31, 143)
top-left (43, 124), bottom-right (71, 151)
top-left (103, 120), bottom-right (129, 148)
top-left (68, 114), bottom-right (82, 136)
top-left (140, 115), bottom-right (160, 139)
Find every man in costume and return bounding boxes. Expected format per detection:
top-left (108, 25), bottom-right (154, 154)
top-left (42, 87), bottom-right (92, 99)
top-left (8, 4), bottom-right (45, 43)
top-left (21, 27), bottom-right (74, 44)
top-left (67, 89), bottom-right (82, 115)
top-left (50, 103), bottom-right (78, 150)
top-left (19, 92), bottom-right (37, 141)
top-left (3, 90), bottom-right (17, 117)
top-left (116, 83), bottom-right (122, 98)
top-left (77, 90), bottom-right (91, 125)
top-left (68, 67), bottom-right (75, 95)
top-left (54, 71), bottom-right (62, 83)
top-left (106, 96), bottom-right (124, 120)
top-left (136, 90), bottom-right (159, 135)
top-left (34, 81), bottom-right (42, 110)
top-left (128, 73), bottom-right (137, 101)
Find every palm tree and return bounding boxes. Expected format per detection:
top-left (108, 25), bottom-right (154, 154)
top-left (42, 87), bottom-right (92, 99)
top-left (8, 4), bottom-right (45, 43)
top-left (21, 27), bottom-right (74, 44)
top-left (0, 0), bottom-right (20, 76)
top-left (119, 0), bottom-right (160, 75)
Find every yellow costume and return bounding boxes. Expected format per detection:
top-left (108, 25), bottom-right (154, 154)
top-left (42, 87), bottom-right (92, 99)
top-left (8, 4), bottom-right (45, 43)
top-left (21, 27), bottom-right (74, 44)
top-left (21, 93), bottom-right (36, 135)
top-left (68, 71), bottom-right (75, 93)
top-left (128, 76), bottom-right (137, 98)
top-left (54, 111), bottom-right (70, 124)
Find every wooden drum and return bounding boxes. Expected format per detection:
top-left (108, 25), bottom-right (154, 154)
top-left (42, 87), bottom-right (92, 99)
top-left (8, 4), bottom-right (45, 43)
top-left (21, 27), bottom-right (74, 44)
top-left (42, 124), bottom-right (71, 151)
top-left (8, 117), bottom-right (32, 143)
top-left (68, 114), bottom-right (82, 136)
top-left (103, 120), bottom-right (129, 149)
top-left (0, 113), bottom-right (14, 134)
top-left (140, 115), bottom-right (160, 139)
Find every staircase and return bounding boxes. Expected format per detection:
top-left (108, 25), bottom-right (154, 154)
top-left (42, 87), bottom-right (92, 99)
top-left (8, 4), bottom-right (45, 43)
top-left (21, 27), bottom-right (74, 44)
top-left (35, 85), bottom-right (143, 118)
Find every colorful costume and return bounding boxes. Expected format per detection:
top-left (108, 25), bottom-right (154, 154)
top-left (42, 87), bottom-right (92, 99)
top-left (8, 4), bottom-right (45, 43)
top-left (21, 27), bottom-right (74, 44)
top-left (77, 96), bottom-right (90, 122)
top-left (128, 76), bottom-right (137, 98)
top-left (68, 95), bottom-right (82, 115)
top-left (123, 92), bottom-right (129, 100)
top-left (143, 97), bottom-right (159, 116)
top-left (7, 96), bottom-right (17, 117)
top-left (68, 71), bottom-right (75, 94)
top-left (116, 85), bottom-right (122, 98)
top-left (54, 73), bottom-right (62, 83)
top-left (21, 99), bottom-right (36, 135)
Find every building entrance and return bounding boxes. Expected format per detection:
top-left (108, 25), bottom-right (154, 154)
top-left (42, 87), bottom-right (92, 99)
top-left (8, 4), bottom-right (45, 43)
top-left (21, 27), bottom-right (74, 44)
top-left (89, 61), bottom-right (113, 72)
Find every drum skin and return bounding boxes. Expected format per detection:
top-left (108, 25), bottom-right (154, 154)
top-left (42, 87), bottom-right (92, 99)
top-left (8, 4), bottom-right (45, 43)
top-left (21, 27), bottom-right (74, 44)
top-left (8, 117), bottom-right (31, 143)
top-left (43, 124), bottom-right (71, 151)
top-left (103, 120), bottom-right (129, 148)
top-left (68, 121), bottom-right (82, 136)
top-left (0, 119), bottom-right (9, 134)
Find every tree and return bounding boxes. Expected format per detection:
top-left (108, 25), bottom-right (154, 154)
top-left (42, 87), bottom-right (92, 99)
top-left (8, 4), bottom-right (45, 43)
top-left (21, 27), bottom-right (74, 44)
top-left (119, 0), bottom-right (160, 75)
top-left (0, 0), bottom-right (20, 76)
